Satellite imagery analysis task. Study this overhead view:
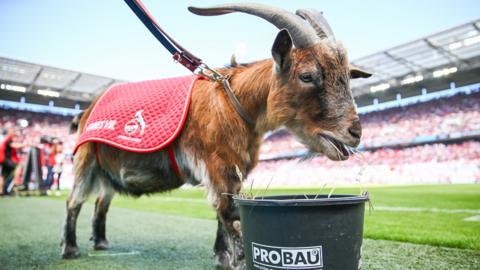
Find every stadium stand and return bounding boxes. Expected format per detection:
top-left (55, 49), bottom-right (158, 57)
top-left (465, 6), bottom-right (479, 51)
top-left (361, 91), bottom-right (480, 147)
top-left (252, 88), bottom-right (480, 186)
top-left (250, 141), bottom-right (480, 186)
top-left (0, 108), bottom-right (74, 151)
top-left (2, 87), bottom-right (478, 188)
top-left (260, 89), bottom-right (480, 156)
top-left (0, 109), bottom-right (75, 190)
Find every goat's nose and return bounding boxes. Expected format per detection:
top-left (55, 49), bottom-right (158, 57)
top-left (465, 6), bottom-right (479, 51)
top-left (348, 119), bottom-right (362, 141)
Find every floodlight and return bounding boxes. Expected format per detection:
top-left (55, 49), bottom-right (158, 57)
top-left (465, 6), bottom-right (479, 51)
top-left (401, 75), bottom-right (424, 85)
top-left (448, 42), bottom-right (462, 50)
top-left (433, 67), bottom-right (457, 78)
top-left (37, 89), bottom-right (60, 97)
top-left (370, 83), bottom-right (390, 92)
top-left (4, 84), bottom-right (26, 92)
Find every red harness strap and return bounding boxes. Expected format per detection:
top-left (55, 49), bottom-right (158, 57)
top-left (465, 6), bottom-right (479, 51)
top-left (166, 145), bottom-right (181, 176)
top-left (94, 143), bottom-right (181, 177)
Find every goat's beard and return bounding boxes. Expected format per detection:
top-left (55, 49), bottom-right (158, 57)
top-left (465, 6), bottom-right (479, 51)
top-left (316, 134), bottom-right (350, 161)
top-left (293, 131), bottom-right (350, 161)
top-left (287, 124), bottom-right (351, 161)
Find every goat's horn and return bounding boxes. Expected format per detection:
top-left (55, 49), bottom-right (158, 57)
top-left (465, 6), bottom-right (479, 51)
top-left (188, 3), bottom-right (319, 48)
top-left (295, 9), bottom-right (335, 40)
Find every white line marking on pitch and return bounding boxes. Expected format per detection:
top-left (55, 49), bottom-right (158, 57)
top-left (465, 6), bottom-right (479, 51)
top-left (374, 206), bottom-right (480, 214)
top-left (148, 198), bottom-right (480, 215)
top-left (88, 251), bottom-right (140, 257)
top-left (463, 215), bottom-right (480, 222)
top-left (150, 197), bottom-right (206, 203)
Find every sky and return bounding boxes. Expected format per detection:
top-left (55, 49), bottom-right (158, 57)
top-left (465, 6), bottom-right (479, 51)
top-left (1, 0), bottom-right (479, 81)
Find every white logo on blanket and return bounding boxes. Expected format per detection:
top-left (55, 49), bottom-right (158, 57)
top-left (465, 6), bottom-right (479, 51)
top-left (124, 110), bottom-right (147, 136)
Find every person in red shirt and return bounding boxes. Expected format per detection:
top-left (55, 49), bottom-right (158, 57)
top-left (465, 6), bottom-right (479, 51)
top-left (44, 139), bottom-right (61, 190)
top-left (0, 127), bottom-right (26, 195)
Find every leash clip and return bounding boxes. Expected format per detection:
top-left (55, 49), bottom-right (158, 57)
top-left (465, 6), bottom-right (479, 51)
top-left (173, 52), bottom-right (201, 72)
top-left (194, 63), bottom-right (225, 82)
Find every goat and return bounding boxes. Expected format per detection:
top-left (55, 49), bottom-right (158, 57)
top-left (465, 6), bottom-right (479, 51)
top-left (61, 3), bottom-right (371, 270)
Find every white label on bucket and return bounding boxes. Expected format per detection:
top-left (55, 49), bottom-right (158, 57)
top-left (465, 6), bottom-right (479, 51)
top-left (252, 242), bottom-right (323, 269)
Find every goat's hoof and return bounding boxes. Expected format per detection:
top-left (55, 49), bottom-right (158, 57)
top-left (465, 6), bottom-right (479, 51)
top-left (61, 245), bottom-right (80, 259)
top-left (214, 251), bottom-right (233, 270)
top-left (94, 239), bottom-right (109, 250)
top-left (233, 261), bottom-right (246, 270)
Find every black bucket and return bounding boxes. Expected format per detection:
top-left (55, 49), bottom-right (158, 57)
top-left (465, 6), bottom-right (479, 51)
top-left (234, 194), bottom-right (369, 270)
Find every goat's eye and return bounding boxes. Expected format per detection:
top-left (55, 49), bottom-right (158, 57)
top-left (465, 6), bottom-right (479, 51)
top-left (299, 73), bottom-right (313, 83)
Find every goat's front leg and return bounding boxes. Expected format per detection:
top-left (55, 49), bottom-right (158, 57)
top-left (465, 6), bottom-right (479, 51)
top-left (214, 197), bottom-right (244, 270)
top-left (210, 171), bottom-right (245, 270)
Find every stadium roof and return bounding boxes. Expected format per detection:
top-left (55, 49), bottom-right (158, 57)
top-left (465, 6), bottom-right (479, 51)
top-left (351, 19), bottom-right (480, 97)
top-left (0, 57), bottom-right (124, 102)
top-left (1, 19), bottom-right (479, 102)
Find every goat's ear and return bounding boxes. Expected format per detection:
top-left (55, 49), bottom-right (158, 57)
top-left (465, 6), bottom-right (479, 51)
top-left (349, 64), bottom-right (372, 79)
top-left (271, 29), bottom-right (293, 73)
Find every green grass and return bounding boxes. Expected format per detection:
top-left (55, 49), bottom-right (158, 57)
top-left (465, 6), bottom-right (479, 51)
top-left (2, 184), bottom-right (479, 269)
top-left (49, 184), bottom-right (480, 250)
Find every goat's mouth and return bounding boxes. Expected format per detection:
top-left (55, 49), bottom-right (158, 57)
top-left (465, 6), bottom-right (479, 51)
top-left (318, 134), bottom-right (352, 161)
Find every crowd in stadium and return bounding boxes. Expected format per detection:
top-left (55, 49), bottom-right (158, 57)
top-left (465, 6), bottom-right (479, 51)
top-left (360, 91), bottom-right (480, 147)
top-left (0, 109), bottom-right (73, 195)
top-left (260, 91), bottom-right (480, 154)
top-left (0, 90), bottom-right (479, 193)
top-left (249, 141), bottom-right (480, 186)
top-left (256, 91), bottom-right (480, 186)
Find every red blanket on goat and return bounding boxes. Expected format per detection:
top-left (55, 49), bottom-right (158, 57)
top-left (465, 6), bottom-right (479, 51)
top-left (74, 75), bottom-right (198, 153)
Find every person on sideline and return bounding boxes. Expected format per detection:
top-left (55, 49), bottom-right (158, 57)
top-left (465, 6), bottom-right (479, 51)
top-left (0, 126), bottom-right (26, 195)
